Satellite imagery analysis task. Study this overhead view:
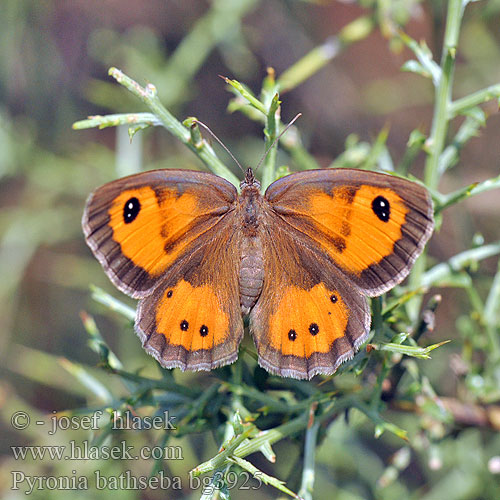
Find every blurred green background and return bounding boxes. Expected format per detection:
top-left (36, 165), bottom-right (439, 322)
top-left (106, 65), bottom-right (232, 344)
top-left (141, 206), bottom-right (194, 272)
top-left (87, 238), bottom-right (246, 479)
top-left (1, 0), bottom-right (500, 499)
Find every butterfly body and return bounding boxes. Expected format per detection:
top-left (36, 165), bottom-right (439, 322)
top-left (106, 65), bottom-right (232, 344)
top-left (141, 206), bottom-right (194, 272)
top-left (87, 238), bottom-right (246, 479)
top-left (83, 167), bottom-right (433, 379)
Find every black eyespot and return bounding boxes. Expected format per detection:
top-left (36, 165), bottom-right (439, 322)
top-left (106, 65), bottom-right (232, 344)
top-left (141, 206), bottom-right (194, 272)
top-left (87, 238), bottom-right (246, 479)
top-left (330, 294), bottom-right (338, 303)
top-left (309, 323), bottom-right (319, 336)
top-left (288, 329), bottom-right (297, 341)
top-left (372, 196), bottom-right (390, 222)
top-left (180, 320), bottom-right (189, 331)
top-left (123, 197), bottom-right (141, 224)
top-left (199, 325), bottom-right (209, 337)
top-left (166, 290), bottom-right (173, 298)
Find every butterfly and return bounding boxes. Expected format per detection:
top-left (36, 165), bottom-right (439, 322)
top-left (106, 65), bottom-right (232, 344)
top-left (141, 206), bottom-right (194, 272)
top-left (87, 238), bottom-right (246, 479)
top-left (82, 167), bottom-right (434, 379)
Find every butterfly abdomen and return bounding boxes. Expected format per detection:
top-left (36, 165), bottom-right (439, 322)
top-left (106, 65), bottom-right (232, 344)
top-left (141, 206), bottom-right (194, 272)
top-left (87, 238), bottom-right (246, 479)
top-left (239, 236), bottom-right (264, 315)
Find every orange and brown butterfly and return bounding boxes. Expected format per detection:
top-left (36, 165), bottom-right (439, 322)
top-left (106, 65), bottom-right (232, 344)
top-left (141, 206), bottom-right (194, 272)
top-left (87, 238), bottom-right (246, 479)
top-left (82, 166), bottom-right (434, 379)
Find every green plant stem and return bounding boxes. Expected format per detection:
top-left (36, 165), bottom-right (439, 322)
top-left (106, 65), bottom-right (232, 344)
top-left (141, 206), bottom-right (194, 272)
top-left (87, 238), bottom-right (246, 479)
top-left (448, 84), bottom-right (500, 118)
top-left (224, 382), bottom-right (335, 414)
top-left (261, 94), bottom-right (280, 190)
top-left (229, 393), bottom-right (404, 462)
top-left (353, 400), bottom-right (408, 440)
top-left (90, 285), bottom-right (136, 322)
top-left (435, 172), bottom-right (500, 212)
top-left (280, 127), bottom-right (321, 171)
top-left (277, 37), bottom-right (340, 93)
top-left (374, 340), bottom-right (449, 359)
top-left (229, 456), bottom-right (300, 499)
top-left (276, 16), bottom-right (375, 93)
top-left (437, 115), bottom-right (484, 176)
top-left (481, 259), bottom-right (500, 363)
top-left (58, 358), bottom-right (113, 403)
top-left (109, 368), bottom-right (199, 398)
top-left (191, 424), bottom-right (257, 476)
top-left (233, 412), bottom-right (309, 460)
top-left (178, 383), bottom-right (221, 428)
top-left (424, 0), bottom-right (463, 190)
top-left (421, 240), bottom-right (500, 287)
top-left (223, 76), bottom-right (267, 115)
top-left (72, 113), bottom-right (161, 130)
top-left (108, 68), bottom-right (240, 187)
top-left (409, 0), bottom-right (464, 322)
top-left (298, 406), bottom-right (320, 500)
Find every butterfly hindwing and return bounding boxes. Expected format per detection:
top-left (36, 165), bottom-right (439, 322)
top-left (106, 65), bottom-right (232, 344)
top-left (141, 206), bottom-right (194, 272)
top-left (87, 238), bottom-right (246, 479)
top-left (136, 220), bottom-right (244, 371)
top-left (265, 169), bottom-right (434, 296)
top-left (250, 213), bottom-right (370, 379)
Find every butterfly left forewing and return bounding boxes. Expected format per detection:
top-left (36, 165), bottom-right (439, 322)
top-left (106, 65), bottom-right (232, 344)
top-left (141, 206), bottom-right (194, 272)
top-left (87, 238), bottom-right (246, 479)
top-left (83, 169), bottom-right (237, 298)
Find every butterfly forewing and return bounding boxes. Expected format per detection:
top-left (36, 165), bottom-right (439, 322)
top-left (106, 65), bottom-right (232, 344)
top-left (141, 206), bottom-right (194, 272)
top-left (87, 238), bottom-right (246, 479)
top-left (265, 169), bottom-right (434, 296)
top-left (82, 169), bottom-right (237, 298)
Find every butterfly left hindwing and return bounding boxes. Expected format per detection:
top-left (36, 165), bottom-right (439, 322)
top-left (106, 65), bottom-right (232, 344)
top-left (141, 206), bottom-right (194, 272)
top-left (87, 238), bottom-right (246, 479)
top-left (136, 224), bottom-right (244, 371)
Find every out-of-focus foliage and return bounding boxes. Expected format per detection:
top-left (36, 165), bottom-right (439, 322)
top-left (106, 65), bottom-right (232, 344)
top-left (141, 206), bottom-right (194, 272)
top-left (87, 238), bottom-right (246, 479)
top-left (1, 1), bottom-right (500, 499)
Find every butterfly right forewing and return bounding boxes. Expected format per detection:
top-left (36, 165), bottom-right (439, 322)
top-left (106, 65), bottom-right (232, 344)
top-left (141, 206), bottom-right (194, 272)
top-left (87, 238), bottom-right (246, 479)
top-left (264, 169), bottom-right (434, 296)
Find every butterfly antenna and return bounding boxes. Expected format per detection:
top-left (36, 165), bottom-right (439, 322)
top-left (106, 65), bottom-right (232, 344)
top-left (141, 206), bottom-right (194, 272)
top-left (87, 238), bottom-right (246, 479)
top-left (192, 119), bottom-right (245, 175)
top-left (254, 113), bottom-right (302, 173)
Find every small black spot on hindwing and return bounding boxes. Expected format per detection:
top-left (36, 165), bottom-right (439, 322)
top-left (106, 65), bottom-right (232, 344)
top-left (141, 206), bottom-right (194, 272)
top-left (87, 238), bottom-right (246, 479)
top-left (372, 196), bottom-right (390, 222)
top-left (330, 294), bottom-right (338, 303)
top-left (123, 197), bottom-right (141, 224)
top-left (200, 325), bottom-right (209, 337)
top-left (180, 320), bottom-right (189, 331)
top-left (166, 290), bottom-right (173, 298)
top-left (288, 329), bottom-right (297, 341)
top-left (309, 323), bottom-right (319, 336)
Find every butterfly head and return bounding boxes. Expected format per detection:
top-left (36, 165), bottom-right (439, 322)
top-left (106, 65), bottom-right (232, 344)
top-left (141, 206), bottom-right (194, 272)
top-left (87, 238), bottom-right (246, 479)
top-left (240, 167), bottom-right (260, 192)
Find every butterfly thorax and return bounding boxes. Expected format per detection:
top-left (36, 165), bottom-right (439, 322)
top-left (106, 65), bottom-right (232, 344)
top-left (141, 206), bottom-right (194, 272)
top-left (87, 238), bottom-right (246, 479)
top-left (239, 168), bottom-right (265, 314)
top-left (239, 168), bottom-right (262, 236)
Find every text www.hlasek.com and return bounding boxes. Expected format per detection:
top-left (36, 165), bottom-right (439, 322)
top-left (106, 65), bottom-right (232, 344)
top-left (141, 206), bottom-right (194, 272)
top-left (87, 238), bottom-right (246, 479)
top-left (11, 440), bottom-right (183, 461)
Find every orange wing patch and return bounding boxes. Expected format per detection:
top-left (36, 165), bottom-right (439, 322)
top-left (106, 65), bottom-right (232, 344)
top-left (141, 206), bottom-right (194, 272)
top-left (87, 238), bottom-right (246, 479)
top-left (295, 186), bottom-right (408, 275)
top-left (109, 187), bottom-right (209, 277)
top-left (268, 283), bottom-right (349, 357)
top-left (154, 280), bottom-right (230, 351)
